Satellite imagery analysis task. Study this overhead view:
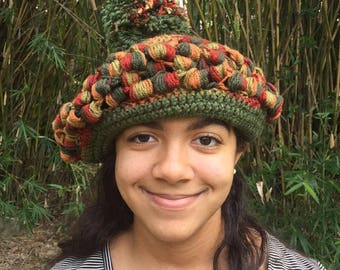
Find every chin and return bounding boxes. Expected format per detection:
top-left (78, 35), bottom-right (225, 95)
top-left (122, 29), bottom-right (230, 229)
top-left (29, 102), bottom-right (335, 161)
top-left (149, 226), bottom-right (197, 244)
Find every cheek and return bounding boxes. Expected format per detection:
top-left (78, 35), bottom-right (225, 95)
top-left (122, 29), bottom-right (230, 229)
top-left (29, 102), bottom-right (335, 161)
top-left (115, 150), bottom-right (151, 185)
top-left (193, 153), bottom-right (235, 198)
top-left (195, 153), bottom-right (235, 179)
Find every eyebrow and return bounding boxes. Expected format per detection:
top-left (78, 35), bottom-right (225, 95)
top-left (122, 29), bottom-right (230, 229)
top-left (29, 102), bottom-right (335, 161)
top-left (137, 118), bottom-right (229, 131)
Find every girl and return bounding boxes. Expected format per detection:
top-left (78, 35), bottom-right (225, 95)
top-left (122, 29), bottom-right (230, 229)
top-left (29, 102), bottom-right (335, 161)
top-left (50, 2), bottom-right (325, 269)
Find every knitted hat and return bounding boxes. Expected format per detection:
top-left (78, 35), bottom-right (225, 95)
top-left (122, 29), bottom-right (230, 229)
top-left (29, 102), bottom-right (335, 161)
top-left (52, 1), bottom-right (283, 163)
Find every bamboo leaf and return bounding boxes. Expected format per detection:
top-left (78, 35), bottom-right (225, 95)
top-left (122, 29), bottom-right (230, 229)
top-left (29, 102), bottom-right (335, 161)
top-left (302, 182), bottom-right (320, 204)
top-left (284, 182), bottom-right (304, 195)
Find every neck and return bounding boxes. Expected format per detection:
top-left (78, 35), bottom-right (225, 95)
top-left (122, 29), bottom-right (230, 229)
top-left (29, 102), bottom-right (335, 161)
top-left (125, 210), bottom-right (227, 269)
top-left (131, 214), bottom-right (224, 269)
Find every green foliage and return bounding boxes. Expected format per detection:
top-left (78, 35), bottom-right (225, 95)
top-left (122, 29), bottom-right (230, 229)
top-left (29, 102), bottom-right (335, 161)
top-left (0, 0), bottom-right (105, 232)
top-left (245, 140), bottom-right (339, 268)
top-left (28, 33), bottom-right (65, 70)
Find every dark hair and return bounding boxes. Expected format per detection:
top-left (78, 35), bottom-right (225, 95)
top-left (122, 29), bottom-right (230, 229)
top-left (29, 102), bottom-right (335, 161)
top-left (49, 149), bottom-right (266, 270)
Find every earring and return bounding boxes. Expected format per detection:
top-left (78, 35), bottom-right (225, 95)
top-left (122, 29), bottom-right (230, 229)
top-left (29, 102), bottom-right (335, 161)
top-left (233, 169), bottom-right (236, 174)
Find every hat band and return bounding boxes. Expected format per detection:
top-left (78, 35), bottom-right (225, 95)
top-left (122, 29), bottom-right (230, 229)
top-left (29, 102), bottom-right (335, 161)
top-left (82, 89), bottom-right (265, 162)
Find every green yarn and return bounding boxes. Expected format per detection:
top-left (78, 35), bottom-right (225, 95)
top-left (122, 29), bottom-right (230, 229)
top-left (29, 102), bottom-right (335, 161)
top-left (131, 51), bottom-right (146, 71)
top-left (177, 42), bottom-right (191, 56)
top-left (95, 79), bottom-right (110, 96)
top-left (151, 72), bottom-right (168, 93)
top-left (82, 89), bottom-right (265, 163)
top-left (227, 72), bottom-right (243, 91)
top-left (53, 34), bottom-right (283, 163)
top-left (101, 0), bottom-right (191, 52)
top-left (110, 87), bottom-right (126, 103)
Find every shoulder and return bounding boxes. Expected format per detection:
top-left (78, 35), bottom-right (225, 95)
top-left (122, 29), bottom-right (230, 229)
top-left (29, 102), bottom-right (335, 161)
top-left (50, 243), bottom-right (112, 270)
top-left (266, 233), bottom-right (326, 270)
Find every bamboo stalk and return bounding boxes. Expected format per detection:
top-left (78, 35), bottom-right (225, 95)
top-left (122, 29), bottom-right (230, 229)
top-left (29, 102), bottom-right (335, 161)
top-left (192, 0), bottom-right (212, 40)
top-left (90, 0), bottom-right (97, 11)
top-left (334, 39), bottom-right (340, 149)
top-left (245, 0), bottom-right (250, 56)
top-left (256, 0), bottom-right (264, 64)
top-left (234, 1), bottom-right (254, 59)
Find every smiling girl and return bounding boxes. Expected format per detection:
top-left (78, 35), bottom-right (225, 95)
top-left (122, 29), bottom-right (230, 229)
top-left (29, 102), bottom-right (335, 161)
top-left (49, 1), bottom-right (325, 269)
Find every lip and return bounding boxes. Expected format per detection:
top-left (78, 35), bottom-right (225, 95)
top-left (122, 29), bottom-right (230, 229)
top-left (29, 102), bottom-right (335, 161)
top-left (141, 188), bottom-right (206, 210)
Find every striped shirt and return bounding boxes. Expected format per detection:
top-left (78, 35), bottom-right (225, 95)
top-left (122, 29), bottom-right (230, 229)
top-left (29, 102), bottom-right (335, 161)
top-left (51, 233), bottom-right (326, 269)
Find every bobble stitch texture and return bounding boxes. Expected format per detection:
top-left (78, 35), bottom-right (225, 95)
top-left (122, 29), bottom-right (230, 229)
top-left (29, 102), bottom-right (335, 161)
top-left (53, 34), bottom-right (283, 163)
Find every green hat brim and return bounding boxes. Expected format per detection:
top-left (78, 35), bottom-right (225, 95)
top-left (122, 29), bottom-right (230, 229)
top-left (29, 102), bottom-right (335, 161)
top-left (82, 89), bottom-right (265, 163)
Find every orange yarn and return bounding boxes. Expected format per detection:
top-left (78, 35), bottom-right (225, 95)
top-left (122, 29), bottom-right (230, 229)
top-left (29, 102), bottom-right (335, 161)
top-left (122, 71), bottom-right (140, 86)
top-left (184, 68), bottom-right (201, 90)
top-left (105, 94), bottom-right (119, 107)
top-left (67, 109), bottom-right (86, 128)
top-left (52, 34), bottom-right (284, 163)
top-left (109, 60), bottom-right (122, 77)
top-left (91, 83), bottom-right (103, 101)
top-left (129, 79), bottom-right (154, 100)
top-left (173, 55), bottom-right (193, 70)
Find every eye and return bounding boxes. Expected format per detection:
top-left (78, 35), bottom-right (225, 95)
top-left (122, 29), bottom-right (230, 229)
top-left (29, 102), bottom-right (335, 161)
top-left (192, 135), bottom-right (221, 147)
top-left (130, 134), bottom-right (156, 144)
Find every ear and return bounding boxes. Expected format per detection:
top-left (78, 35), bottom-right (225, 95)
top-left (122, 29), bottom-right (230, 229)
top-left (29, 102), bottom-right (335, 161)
top-left (234, 142), bottom-right (249, 164)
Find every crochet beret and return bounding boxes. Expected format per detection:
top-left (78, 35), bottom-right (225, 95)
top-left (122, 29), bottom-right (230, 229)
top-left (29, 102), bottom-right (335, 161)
top-left (52, 2), bottom-right (283, 163)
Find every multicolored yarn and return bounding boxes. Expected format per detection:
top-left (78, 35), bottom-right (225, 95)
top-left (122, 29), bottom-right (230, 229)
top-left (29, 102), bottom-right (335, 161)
top-left (128, 0), bottom-right (187, 26)
top-left (52, 34), bottom-right (283, 163)
top-left (101, 0), bottom-right (190, 51)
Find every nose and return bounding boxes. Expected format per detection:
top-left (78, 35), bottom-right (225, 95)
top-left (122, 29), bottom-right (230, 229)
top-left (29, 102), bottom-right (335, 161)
top-left (151, 142), bottom-right (194, 184)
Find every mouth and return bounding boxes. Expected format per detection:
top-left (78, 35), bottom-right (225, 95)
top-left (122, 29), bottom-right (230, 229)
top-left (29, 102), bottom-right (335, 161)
top-left (141, 188), bottom-right (207, 210)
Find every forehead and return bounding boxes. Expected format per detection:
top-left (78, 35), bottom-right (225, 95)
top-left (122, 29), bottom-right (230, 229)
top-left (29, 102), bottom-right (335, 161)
top-left (127, 117), bottom-right (230, 131)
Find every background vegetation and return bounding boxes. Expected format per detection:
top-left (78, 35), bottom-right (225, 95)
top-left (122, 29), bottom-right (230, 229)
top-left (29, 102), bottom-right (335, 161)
top-left (0, 0), bottom-right (339, 268)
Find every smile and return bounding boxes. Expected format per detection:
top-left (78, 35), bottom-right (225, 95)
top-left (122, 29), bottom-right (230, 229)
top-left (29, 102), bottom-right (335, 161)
top-left (141, 188), bottom-right (207, 210)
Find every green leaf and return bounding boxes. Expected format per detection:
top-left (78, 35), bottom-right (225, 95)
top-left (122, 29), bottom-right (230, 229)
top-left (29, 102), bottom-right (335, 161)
top-left (302, 182), bottom-right (320, 204)
top-left (284, 182), bottom-right (304, 195)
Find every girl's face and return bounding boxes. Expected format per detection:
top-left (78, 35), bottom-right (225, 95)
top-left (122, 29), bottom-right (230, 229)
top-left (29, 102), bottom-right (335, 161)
top-left (115, 117), bottom-right (243, 244)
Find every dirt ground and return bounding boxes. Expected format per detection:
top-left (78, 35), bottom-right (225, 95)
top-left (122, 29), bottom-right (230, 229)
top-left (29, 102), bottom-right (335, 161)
top-left (0, 219), bottom-right (64, 270)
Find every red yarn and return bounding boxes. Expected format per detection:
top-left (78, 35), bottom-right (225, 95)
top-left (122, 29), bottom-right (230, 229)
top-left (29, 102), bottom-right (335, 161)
top-left (269, 103), bottom-right (283, 122)
top-left (65, 123), bottom-right (78, 136)
top-left (266, 82), bottom-right (277, 93)
top-left (81, 104), bottom-right (100, 123)
top-left (53, 114), bottom-right (63, 129)
top-left (86, 74), bottom-right (100, 89)
top-left (136, 43), bottom-right (147, 51)
top-left (73, 92), bottom-right (84, 107)
top-left (241, 77), bottom-right (248, 91)
top-left (251, 72), bottom-right (261, 81)
top-left (124, 86), bottom-right (136, 100)
top-left (246, 98), bottom-right (261, 108)
top-left (163, 43), bottom-right (176, 61)
top-left (208, 50), bottom-right (220, 64)
top-left (233, 94), bottom-right (261, 109)
top-left (158, 6), bottom-right (166, 15)
top-left (120, 53), bottom-right (133, 71)
top-left (80, 127), bottom-right (92, 147)
top-left (209, 66), bottom-right (223, 82)
top-left (153, 62), bottom-right (166, 72)
top-left (121, 72), bottom-right (129, 87)
top-left (258, 87), bottom-right (267, 104)
top-left (63, 138), bottom-right (77, 148)
top-left (244, 57), bottom-right (251, 66)
top-left (165, 72), bottom-right (180, 89)
top-left (179, 36), bottom-right (191, 43)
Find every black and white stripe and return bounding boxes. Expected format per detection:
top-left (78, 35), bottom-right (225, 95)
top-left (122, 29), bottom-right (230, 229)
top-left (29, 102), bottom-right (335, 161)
top-left (51, 233), bottom-right (326, 269)
top-left (266, 233), bottom-right (326, 270)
